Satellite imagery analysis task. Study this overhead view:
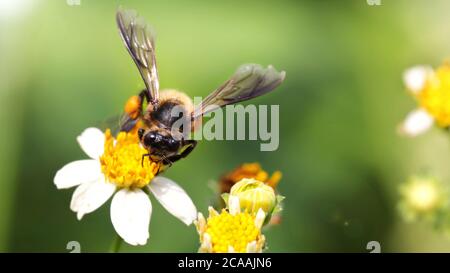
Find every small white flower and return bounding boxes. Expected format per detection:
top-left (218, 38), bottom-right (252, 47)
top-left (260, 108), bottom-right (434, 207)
top-left (54, 127), bottom-right (197, 246)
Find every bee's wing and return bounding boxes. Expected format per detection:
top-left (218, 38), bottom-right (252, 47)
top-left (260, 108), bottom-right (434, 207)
top-left (97, 113), bottom-right (139, 134)
top-left (119, 113), bottom-right (139, 132)
top-left (192, 64), bottom-right (286, 120)
top-left (96, 114), bottom-right (124, 135)
top-left (116, 8), bottom-right (159, 103)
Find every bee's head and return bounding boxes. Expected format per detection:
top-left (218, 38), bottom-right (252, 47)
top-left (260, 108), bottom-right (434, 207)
top-left (138, 128), bottom-right (180, 154)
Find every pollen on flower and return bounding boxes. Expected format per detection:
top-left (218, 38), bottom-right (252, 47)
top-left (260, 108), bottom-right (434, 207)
top-left (416, 63), bottom-right (450, 127)
top-left (205, 209), bottom-right (260, 253)
top-left (99, 129), bottom-right (160, 188)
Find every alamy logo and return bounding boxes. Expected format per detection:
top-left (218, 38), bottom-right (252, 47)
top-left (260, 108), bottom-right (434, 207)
top-left (67, 0), bottom-right (81, 6)
top-left (366, 241), bottom-right (381, 253)
top-left (169, 97), bottom-right (280, 152)
top-left (366, 0), bottom-right (381, 6)
top-left (66, 241), bottom-right (81, 253)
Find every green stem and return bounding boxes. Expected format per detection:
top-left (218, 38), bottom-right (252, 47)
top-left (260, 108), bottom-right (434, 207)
top-left (109, 233), bottom-right (123, 253)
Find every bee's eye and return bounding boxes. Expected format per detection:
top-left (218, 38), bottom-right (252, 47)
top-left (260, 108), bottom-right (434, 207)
top-left (138, 128), bottom-right (145, 140)
top-left (143, 132), bottom-right (158, 146)
top-left (167, 138), bottom-right (178, 149)
top-left (150, 133), bottom-right (157, 140)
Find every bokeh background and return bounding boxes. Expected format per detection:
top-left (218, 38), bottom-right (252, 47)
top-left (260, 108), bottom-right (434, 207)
top-left (1, 0), bottom-right (450, 252)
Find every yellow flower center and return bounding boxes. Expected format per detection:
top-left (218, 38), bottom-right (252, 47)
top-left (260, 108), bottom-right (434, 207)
top-left (99, 129), bottom-right (160, 188)
top-left (417, 64), bottom-right (450, 127)
top-left (206, 210), bottom-right (260, 253)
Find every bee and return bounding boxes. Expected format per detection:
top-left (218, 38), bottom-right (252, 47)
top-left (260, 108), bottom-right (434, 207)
top-left (116, 9), bottom-right (286, 167)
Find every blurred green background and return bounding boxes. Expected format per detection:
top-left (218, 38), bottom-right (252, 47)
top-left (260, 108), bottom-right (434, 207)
top-left (1, 0), bottom-right (450, 252)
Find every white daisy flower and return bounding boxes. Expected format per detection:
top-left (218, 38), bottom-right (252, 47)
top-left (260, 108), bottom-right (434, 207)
top-left (54, 127), bottom-right (197, 246)
top-left (400, 63), bottom-right (450, 136)
top-left (194, 196), bottom-right (266, 253)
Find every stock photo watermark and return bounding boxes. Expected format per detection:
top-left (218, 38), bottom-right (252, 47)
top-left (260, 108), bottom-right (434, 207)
top-left (366, 0), bottom-right (381, 6)
top-left (66, 241), bottom-right (81, 253)
top-left (169, 97), bottom-right (280, 152)
top-left (66, 0), bottom-right (81, 6)
top-left (366, 241), bottom-right (381, 253)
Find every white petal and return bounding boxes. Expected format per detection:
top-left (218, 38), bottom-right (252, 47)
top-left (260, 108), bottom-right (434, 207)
top-left (257, 235), bottom-right (266, 252)
top-left (199, 232), bottom-right (212, 253)
top-left (228, 245), bottom-right (235, 253)
top-left (400, 109), bottom-right (434, 137)
top-left (208, 206), bottom-right (219, 217)
top-left (228, 195), bottom-right (241, 216)
top-left (194, 212), bottom-right (206, 235)
top-left (254, 208), bottom-right (266, 229)
top-left (54, 159), bottom-right (101, 189)
top-left (403, 66), bottom-right (430, 94)
top-left (110, 188), bottom-right (151, 246)
top-left (148, 176), bottom-right (197, 225)
top-left (70, 176), bottom-right (116, 220)
top-left (246, 241), bottom-right (257, 253)
top-left (77, 127), bottom-right (105, 159)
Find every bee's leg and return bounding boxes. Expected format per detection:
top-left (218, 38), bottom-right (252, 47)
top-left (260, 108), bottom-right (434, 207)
top-left (134, 89), bottom-right (150, 117)
top-left (142, 154), bottom-right (172, 173)
top-left (138, 89), bottom-right (151, 104)
top-left (156, 162), bottom-right (164, 174)
top-left (141, 153), bottom-right (151, 167)
top-left (121, 89), bottom-right (150, 132)
top-left (165, 140), bottom-right (197, 164)
top-left (161, 156), bottom-right (173, 167)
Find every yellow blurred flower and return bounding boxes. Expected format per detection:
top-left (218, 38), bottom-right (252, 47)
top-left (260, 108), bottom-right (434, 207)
top-left (400, 62), bottom-right (450, 136)
top-left (218, 163), bottom-right (282, 194)
top-left (398, 175), bottom-right (448, 222)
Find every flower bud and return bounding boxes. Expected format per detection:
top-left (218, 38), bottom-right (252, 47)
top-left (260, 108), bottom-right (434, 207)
top-left (229, 178), bottom-right (277, 215)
